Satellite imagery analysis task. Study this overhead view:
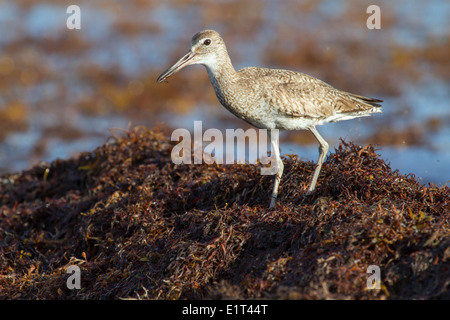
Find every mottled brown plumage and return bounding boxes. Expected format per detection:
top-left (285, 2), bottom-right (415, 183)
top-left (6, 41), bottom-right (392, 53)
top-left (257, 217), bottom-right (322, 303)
top-left (157, 30), bottom-right (383, 208)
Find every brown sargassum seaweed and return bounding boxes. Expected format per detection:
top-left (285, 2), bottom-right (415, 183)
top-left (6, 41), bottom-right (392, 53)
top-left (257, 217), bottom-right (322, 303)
top-left (0, 126), bottom-right (448, 299)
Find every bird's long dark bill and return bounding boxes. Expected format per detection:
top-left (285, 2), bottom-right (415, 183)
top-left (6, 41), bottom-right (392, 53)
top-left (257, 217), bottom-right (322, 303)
top-left (157, 50), bottom-right (196, 83)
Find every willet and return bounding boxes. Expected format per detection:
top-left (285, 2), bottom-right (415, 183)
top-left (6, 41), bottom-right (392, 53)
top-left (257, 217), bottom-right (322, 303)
top-left (157, 30), bottom-right (382, 208)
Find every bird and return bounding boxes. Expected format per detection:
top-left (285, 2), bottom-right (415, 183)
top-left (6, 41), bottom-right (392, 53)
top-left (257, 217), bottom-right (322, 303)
top-left (157, 29), bottom-right (382, 208)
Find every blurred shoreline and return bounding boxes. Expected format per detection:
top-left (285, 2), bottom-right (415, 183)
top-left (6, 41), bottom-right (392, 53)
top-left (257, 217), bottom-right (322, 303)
top-left (0, 0), bottom-right (448, 185)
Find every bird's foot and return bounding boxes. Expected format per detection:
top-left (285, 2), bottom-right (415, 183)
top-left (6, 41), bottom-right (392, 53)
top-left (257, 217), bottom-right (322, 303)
top-left (269, 197), bottom-right (277, 209)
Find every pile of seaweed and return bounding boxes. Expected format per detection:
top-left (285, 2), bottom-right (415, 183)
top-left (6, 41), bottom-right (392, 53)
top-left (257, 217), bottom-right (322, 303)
top-left (0, 126), bottom-right (448, 299)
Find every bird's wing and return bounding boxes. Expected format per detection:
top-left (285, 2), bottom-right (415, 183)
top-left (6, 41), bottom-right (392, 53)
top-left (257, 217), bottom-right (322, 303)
top-left (265, 81), bottom-right (382, 118)
top-left (239, 68), bottom-right (383, 118)
top-left (265, 81), bottom-right (337, 118)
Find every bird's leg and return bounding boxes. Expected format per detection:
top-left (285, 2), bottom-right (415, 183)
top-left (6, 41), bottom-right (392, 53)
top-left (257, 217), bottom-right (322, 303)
top-left (269, 131), bottom-right (284, 208)
top-left (307, 127), bottom-right (329, 194)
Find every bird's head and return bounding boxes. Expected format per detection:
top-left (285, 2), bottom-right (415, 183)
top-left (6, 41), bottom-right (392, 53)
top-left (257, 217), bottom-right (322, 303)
top-left (157, 30), bottom-right (227, 83)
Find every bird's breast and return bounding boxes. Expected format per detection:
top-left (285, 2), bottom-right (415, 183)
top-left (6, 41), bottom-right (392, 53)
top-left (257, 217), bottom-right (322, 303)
top-left (207, 69), bottom-right (277, 128)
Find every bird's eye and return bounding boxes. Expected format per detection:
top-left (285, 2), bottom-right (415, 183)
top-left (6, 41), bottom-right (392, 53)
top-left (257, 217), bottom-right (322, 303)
top-left (203, 39), bottom-right (211, 46)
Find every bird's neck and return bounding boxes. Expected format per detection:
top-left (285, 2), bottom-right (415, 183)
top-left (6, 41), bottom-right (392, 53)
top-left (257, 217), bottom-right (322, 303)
top-left (204, 54), bottom-right (238, 102)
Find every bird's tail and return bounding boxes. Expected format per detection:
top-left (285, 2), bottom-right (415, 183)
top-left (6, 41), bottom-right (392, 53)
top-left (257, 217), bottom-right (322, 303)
top-left (348, 93), bottom-right (383, 109)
